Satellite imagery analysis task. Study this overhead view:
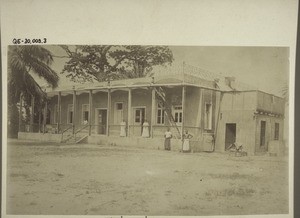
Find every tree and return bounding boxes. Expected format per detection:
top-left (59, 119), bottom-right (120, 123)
top-left (60, 45), bottom-right (173, 82)
top-left (8, 45), bottom-right (59, 137)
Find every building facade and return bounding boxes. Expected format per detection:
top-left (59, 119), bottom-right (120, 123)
top-left (18, 66), bottom-right (285, 155)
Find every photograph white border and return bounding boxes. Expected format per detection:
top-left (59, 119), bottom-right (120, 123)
top-left (1, 0), bottom-right (298, 217)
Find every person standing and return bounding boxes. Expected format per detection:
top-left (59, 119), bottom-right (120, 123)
top-left (182, 130), bottom-right (193, 152)
top-left (142, 119), bottom-right (150, 137)
top-left (164, 128), bottom-right (172, 150)
top-left (120, 120), bottom-right (126, 137)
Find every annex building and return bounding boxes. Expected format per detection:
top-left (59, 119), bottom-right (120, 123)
top-left (18, 64), bottom-right (286, 155)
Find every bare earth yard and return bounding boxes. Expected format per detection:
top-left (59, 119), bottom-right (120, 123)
top-left (6, 139), bottom-right (289, 216)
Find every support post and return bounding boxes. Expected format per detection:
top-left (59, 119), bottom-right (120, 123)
top-left (30, 96), bottom-right (35, 132)
top-left (89, 89), bottom-right (93, 136)
top-left (107, 89), bottom-right (111, 136)
top-left (38, 111), bottom-right (41, 133)
top-left (18, 93), bottom-right (23, 132)
top-left (72, 90), bottom-right (76, 134)
top-left (57, 91), bottom-right (61, 133)
top-left (181, 86), bottom-right (186, 141)
top-left (151, 88), bottom-right (156, 138)
top-left (197, 88), bottom-right (203, 130)
top-left (43, 101), bottom-right (47, 134)
top-left (127, 88), bottom-right (132, 137)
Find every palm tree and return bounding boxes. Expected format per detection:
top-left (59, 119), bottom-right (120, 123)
top-left (8, 45), bottom-right (59, 137)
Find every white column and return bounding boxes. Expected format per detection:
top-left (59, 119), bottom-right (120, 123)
top-left (72, 90), bottom-right (76, 134)
top-left (127, 88), bottom-right (132, 137)
top-left (198, 88), bottom-right (203, 129)
top-left (151, 88), bottom-right (156, 138)
top-left (89, 90), bottom-right (93, 136)
top-left (58, 91), bottom-right (61, 132)
top-left (30, 95), bottom-right (35, 132)
top-left (107, 89), bottom-right (111, 136)
top-left (43, 101), bottom-right (48, 134)
top-left (181, 86), bottom-right (186, 140)
top-left (38, 111), bottom-right (41, 133)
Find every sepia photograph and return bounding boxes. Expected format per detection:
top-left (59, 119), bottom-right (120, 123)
top-left (6, 45), bottom-right (290, 215)
top-left (1, 0), bottom-right (298, 218)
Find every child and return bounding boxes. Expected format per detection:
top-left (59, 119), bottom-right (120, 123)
top-left (164, 128), bottom-right (172, 150)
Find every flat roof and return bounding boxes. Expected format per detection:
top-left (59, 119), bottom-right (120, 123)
top-left (46, 63), bottom-right (282, 98)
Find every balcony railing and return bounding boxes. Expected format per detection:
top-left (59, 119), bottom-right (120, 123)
top-left (18, 123), bottom-right (211, 142)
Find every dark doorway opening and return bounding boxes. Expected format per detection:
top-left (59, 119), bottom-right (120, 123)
top-left (260, 121), bottom-right (266, 146)
top-left (225, 123), bottom-right (236, 150)
top-left (134, 107), bottom-right (146, 135)
top-left (96, 109), bottom-right (107, 135)
top-left (41, 109), bottom-right (51, 125)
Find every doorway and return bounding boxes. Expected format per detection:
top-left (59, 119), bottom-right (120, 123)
top-left (225, 123), bottom-right (236, 150)
top-left (260, 121), bottom-right (266, 147)
top-left (95, 109), bottom-right (107, 135)
top-left (133, 107), bottom-right (146, 135)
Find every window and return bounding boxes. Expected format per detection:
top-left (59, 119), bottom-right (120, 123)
top-left (274, 123), bottom-right (279, 140)
top-left (204, 103), bottom-right (212, 130)
top-left (82, 104), bottom-right (89, 124)
top-left (134, 108), bottom-right (145, 124)
top-left (114, 102), bottom-right (123, 124)
top-left (271, 95), bottom-right (275, 103)
top-left (135, 109), bottom-right (141, 123)
top-left (53, 104), bottom-right (59, 124)
top-left (116, 103), bottom-right (123, 110)
top-left (67, 104), bottom-right (73, 124)
top-left (157, 103), bottom-right (165, 124)
top-left (173, 105), bottom-right (182, 125)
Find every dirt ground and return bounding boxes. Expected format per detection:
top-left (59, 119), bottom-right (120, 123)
top-left (6, 139), bottom-right (289, 216)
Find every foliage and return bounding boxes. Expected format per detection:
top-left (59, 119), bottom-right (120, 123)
top-left (60, 45), bottom-right (174, 82)
top-left (8, 45), bottom-right (59, 137)
top-left (7, 104), bottom-right (19, 138)
top-left (8, 45), bottom-right (59, 107)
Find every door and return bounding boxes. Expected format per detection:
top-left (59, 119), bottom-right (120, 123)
top-left (96, 109), bottom-right (107, 134)
top-left (260, 121), bottom-right (266, 146)
top-left (172, 105), bottom-right (183, 126)
top-left (134, 108), bottom-right (146, 135)
top-left (114, 103), bottom-right (124, 124)
top-left (225, 123), bottom-right (236, 150)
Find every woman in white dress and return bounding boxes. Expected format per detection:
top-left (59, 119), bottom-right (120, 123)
top-left (120, 120), bottom-right (126, 137)
top-left (142, 119), bottom-right (150, 138)
top-left (182, 130), bottom-right (193, 152)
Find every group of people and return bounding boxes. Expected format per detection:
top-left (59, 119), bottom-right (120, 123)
top-left (119, 120), bottom-right (193, 152)
top-left (164, 128), bottom-right (193, 152)
top-left (119, 119), bottom-right (150, 137)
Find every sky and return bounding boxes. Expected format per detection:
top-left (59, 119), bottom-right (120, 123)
top-left (170, 46), bottom-right (289, 96)
top-left (43, 45), bottom-right (289, 97)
